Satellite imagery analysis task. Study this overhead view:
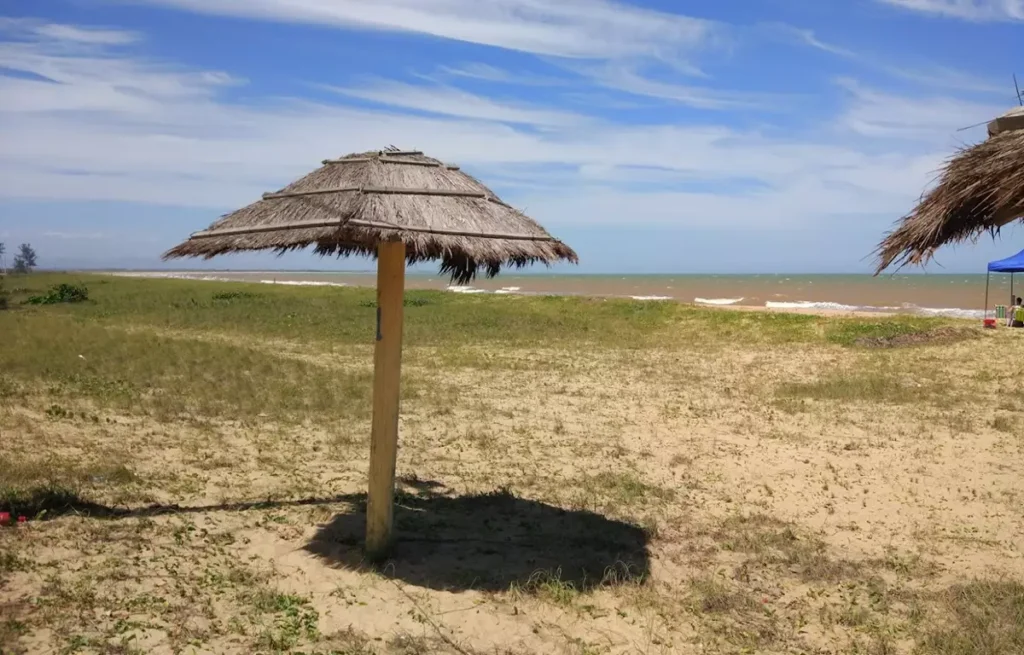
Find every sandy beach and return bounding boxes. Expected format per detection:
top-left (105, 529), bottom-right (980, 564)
top-left (3, 273), bottom-right (1022, 655)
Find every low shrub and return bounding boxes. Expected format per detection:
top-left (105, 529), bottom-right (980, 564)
top-left (25, 283), bottom-right (89, 305)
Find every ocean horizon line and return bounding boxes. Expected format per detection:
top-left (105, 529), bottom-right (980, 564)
top-left (57, 268), bottom-right (1006, 277)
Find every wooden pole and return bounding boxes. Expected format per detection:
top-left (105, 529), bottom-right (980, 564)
top-left (365, 240), bottom-right (406, 560)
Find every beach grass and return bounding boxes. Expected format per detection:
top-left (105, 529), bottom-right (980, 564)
top-left (1, 273), bottom-right (1021, 655)
top-left (1, 272), bottom-right (956, 349)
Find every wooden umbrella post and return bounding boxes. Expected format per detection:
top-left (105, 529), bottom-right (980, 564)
top-left (365, 240), bottom-right (406, 560)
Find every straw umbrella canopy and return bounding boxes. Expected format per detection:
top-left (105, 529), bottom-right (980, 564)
top-left (165, 148), bottom-right (578, 559)
top-left (875, 107), bottom-right (1024, 273)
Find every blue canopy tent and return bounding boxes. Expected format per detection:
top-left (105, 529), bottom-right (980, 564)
top-left (985, 248), bottom-right (1024, 319)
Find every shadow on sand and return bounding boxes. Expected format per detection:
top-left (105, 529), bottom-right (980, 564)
top-left (304, 483), bottom-right (651, 593)
top-left (3, 479), bottom-right (650, 594)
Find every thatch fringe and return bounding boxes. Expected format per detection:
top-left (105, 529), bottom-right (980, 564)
top-left (875, 128), bottom-right (1024, 273)
top-left (164, 150), bottom-right (577, 283)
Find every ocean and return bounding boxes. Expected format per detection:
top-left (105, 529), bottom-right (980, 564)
top-left (111, 271), bottom-right (1020, 319)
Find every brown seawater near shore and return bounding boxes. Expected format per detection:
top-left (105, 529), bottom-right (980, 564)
top-left (109, 271), bottom-right (1015, 318)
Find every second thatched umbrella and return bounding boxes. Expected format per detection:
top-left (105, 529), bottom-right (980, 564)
top-left (166, 148), bottom-right (577, 558)
top-left (875, 107), bottom-right (1024, 273)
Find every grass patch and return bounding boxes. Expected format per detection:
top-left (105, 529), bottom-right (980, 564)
top-left (710, 514), bottom-right (863, 582)
top-left (689, 575), bottom-right (760, 613)
top-left (687, 575), bottom-right (782, 650)
top-left (573, 471), bottom-right (676, 513)
top-left (825, 317), bottom-right (950, 347)
top-left (991, 414), bottom-right (1020, 434)
top-left (511, 569), bottom-right (580, 606)
top-left (0, 313), bottom-right (374, 423)
top-left (250, 591), bottom-right (320, 651)
top-left (920, 580), bottom-right (1024, 655)
top-left (0, 552), bottom-right (31, 575)
top-left (777, 372), bottom-right (947, 405)
top-left (0, 455), bottom-right (141, 517)
top-left (0, 484), bottom-right (103, 519)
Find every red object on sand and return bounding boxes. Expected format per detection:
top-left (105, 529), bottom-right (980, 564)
top-left (983, 318), bottom-right (997, 328)
top-left (17, 516), bottom-right (27, 525)
top-left (0, 512), bottom-right (10, 526)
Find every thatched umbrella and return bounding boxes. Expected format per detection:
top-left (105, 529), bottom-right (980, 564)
top-left (875, 107), bottom-right (1024, 273)
top-left (165, 148), bottom-right (577, 559)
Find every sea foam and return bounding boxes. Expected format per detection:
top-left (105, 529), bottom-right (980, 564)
top-left (694, 297), bottom-right (744, 306)
top-left (257, 280), bottom-right (346, 287)
top-left (766, 300), bottom-right (982, 319)
top-left (766, 300), bottom-right (869, 312)
top-left (910, 305), bottom-right (986, 319)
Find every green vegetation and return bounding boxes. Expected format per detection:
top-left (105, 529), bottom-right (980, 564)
top-left (1, 273), bottom-right (954, 350)
top-left (25, 282), bottom-right (90, 305)
top-left (1, 312), bottom-right (374, 423)
top-left (823, 316), bottom-right (943, 346)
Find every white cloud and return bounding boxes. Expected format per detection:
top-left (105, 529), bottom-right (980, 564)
top-left (877, 0), bottom-right (1024, 21)
top-left (121, 1), bottom-right (747, 113)
top-left (0, 24), bottom-right (240, 117)
top-left (0, 15), bottom-right (988, 241)
top-left (0, 17), bottom-right (141, 45)
top-left (128, 0), bottom-right (721, 62)
top-left (837, 78), bottom-right (1005, 140)
top-left (575, 62), bottom-right (788, 110)
top-left (322, 79), bottom-right (585, 126)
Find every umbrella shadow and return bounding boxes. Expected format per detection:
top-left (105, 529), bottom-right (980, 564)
top-left (305, 485), bottom-right (651, 593)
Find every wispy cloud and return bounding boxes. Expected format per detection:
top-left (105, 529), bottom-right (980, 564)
top-left (836, 78), bottom-right (1005, 140)
top-left (876, 0), bottom-right (1024, 21)
top-left (786, 26), bottom-right (1010, 95)
top-left (323, 79), bottom-right (586, 126)
top-left (565, 62), bottom-right (787, 110)
top-left (128, 0), bottom-right (722, 62)
top-left (0, 19), bottom-right (240, 117)
top-left (0, 15), bottom-right (990, 238)
top-left (0, 17), bottom-right (141, 45)
top-left (42, 230), bottom-right (109, 240)
top-left (436, 63), bottom-right (569, 87)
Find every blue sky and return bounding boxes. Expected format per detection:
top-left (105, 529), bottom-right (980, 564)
top-left (0, 0), bottom-right (1021, 274)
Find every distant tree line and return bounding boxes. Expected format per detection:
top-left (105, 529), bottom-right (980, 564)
top-left (1, 243), bottom-right (40, 310)
top-left (0, 242), bottom-right (37, 274)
